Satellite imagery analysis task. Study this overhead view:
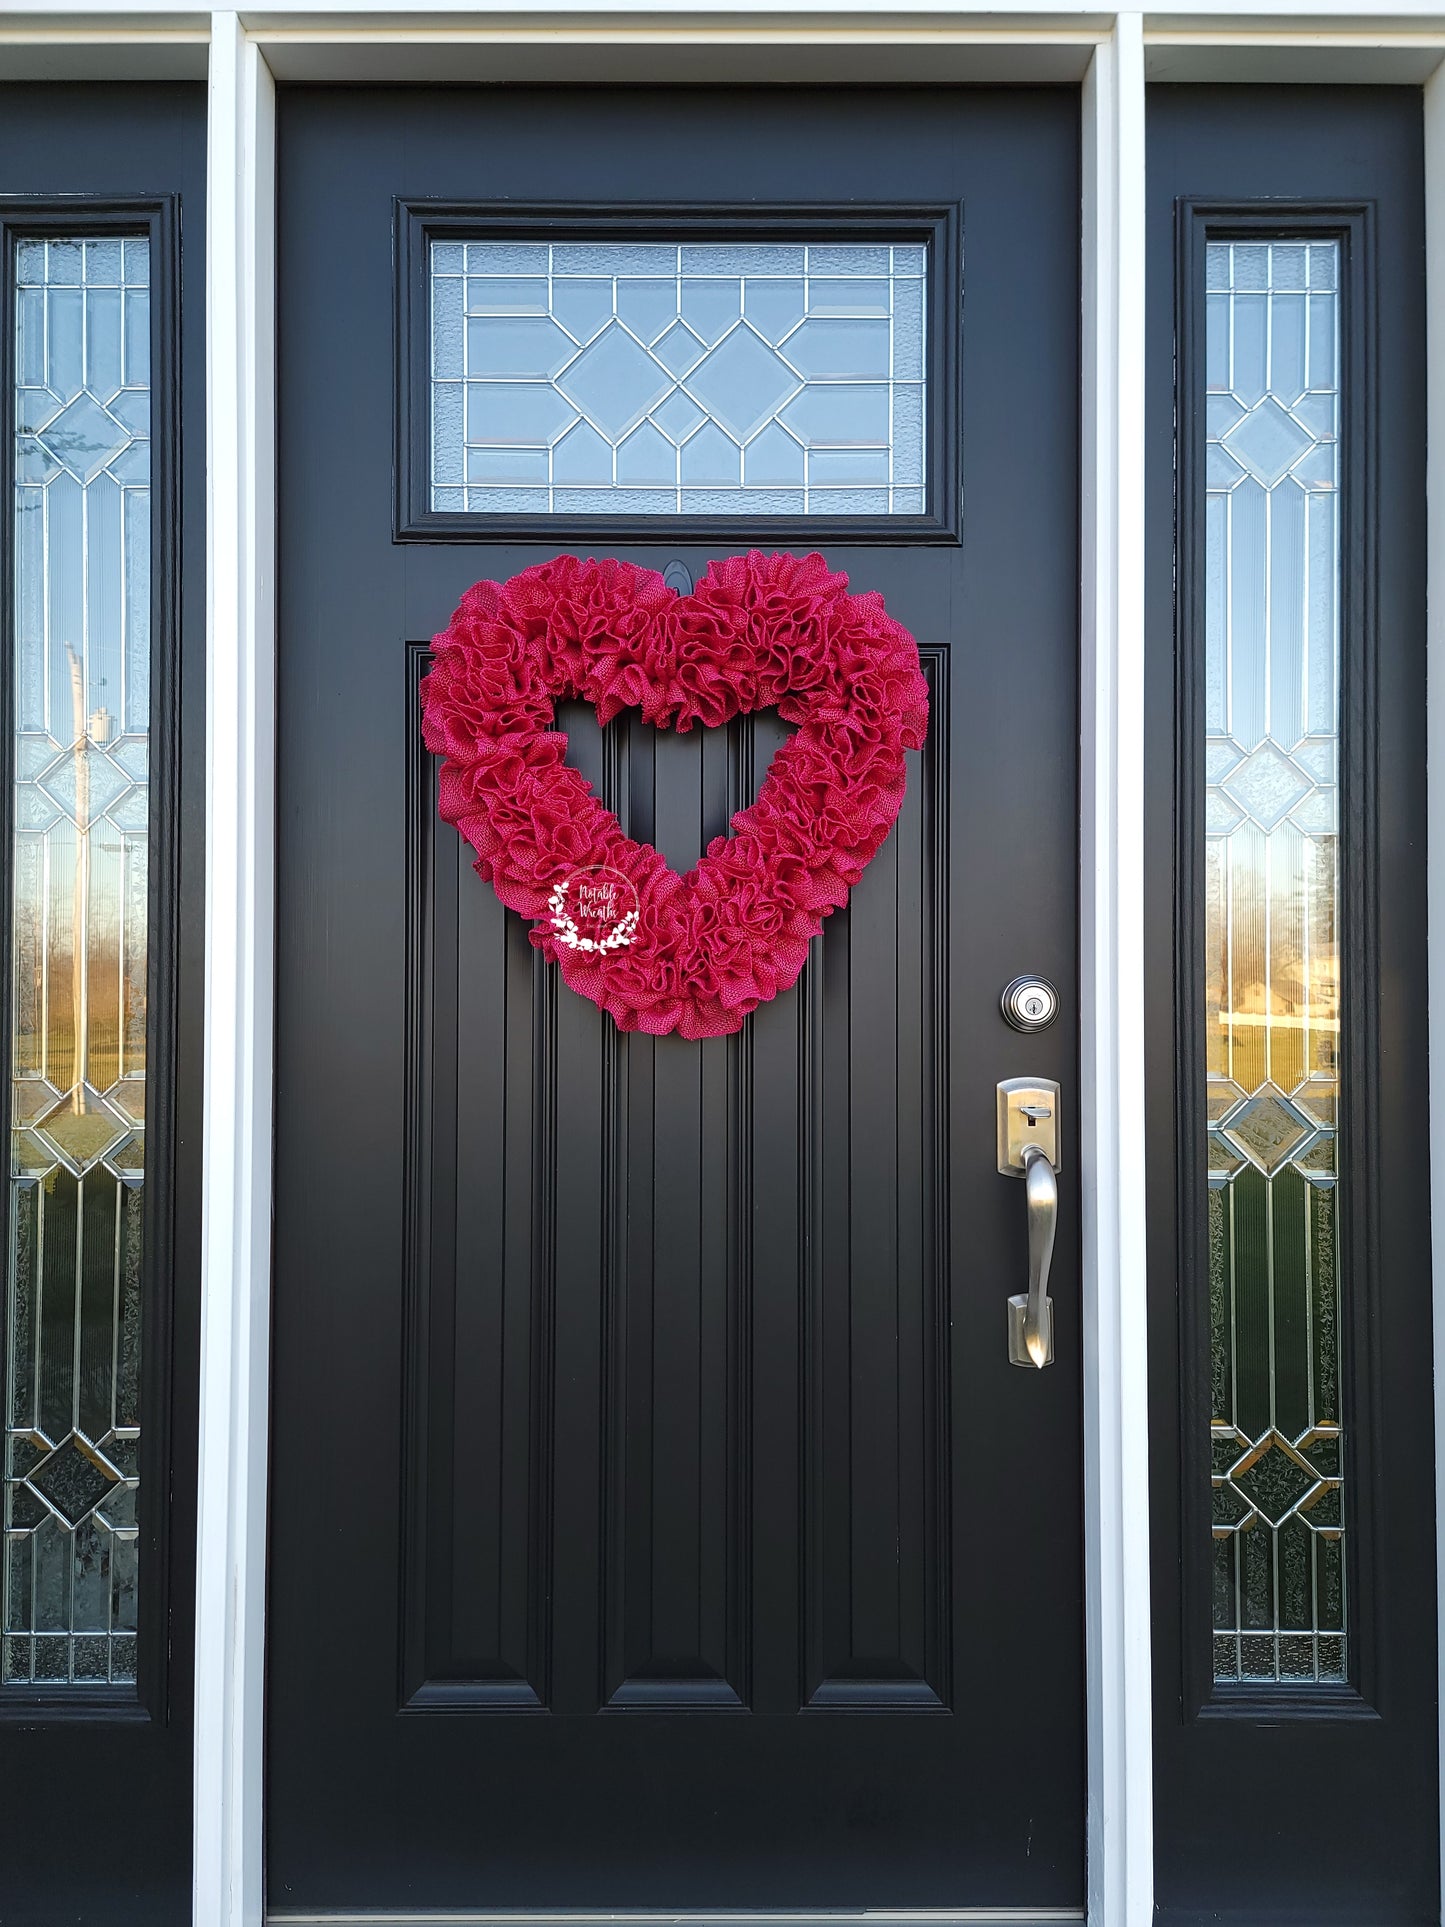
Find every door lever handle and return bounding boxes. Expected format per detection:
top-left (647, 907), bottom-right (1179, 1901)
top-left (997, 1077), bottom-right (1061, 1369)
top-left (1014, 1145), bottom-right (1058, 1367)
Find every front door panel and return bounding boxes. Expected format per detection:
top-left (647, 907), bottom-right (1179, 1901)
top-left (269, 84), bottom-right (1082, 1913)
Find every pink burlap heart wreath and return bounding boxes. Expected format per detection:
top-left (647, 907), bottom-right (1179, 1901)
top-left (419, 550), bottom-right (928, 1039)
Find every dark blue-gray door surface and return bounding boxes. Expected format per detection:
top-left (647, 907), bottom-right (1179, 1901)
top-left (269, 83), bottom-right (1084, 1913)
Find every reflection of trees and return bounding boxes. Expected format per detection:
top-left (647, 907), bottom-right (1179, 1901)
top-left (1207, 827), bottom-right (1340, 1086)
top-left (10, 676), bottom-right (145, 1145)
top-left (68, 645), bottom-right (90, 1115)
top-left (12, 887), bottom-right (42, 1080)
top-left (12, 828), bottom-right (135, 1100)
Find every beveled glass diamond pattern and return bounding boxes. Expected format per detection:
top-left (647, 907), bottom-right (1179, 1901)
top-left (27, 1435), bottom-right (119, 1527)
top-left (1221, 742), bottom-right (1312, 830)
top-left (1207, 1076), bottom-right (1247, 1125)
top-left (1229, 1433), bottom-right (1320, 1527)
top-left (653, 321), bottom-right (706, 378)
top-left (1291, 1074), bottom-right (1336, 1130)
top-left (1205, 741), bottom-right (1243, 783)
top-left (1222, 394), bottom-right (1313, 486)
top-left (109, 736), bottom-right (148, 782)
top-left (1205, 788), bottom-right (1245, 835)
top-left (1205, 240), bottom-right (1346, 1685)
top-left (109, 1079), bottom-right (146, 1125)
top-left (1299, 1426), bottom-right (1343, 1485)
top-left (1208, 736), bottom-right (1337, 842)
top-left (7, 232), bottom-right (153, 1689)
top-left (11, 1079), bottom-right (59, 1126)
top-left (654, 391), bottom-right (706, 443)
top-left (37, 391), bottom-right (129, 483)
top-left (12, 1131), bottom-right (54, 1177)
top-left (1208, 1133), bottom-right (1246, 1182)
top-left (1212, 1477), bottom-right (1253, 1530)
top-left (1221, 1085), bottom-right (1314, 1176)
top-left (97, 1480), bottom-right (139, 1538)
top-left (682, 325), bottom-right (801, 442)
top-left (34, 1085), bottom-right (128, 1175)
top-left (103, 1132), bottom-right (145, 1185)
top-left (15, 437), bottom-right (61, 486)
top-left (556, 323), bottom-right (674, 440)
top-left (433, 240), bottom-right (928, 515)
top-left (38, 744), bottom-right (132, 825)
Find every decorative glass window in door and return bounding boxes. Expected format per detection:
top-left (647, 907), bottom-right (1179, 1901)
top-left (1203, 238), bottom-right (1345, 1685)
top-left (4, 233), bottom-right (151, 1689)
top-left (429, 241), bottom-right (926, 515)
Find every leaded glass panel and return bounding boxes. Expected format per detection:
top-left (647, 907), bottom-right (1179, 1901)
top-left (1203, 238), bottom-right (1346, 1686)
top-left (4, 233), bottom-right (150, 1689)
top-left (430, 240), bottom-right (927, 515)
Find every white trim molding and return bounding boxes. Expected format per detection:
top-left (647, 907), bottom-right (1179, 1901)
top-left (1079, 17), bottom-right (1154, 1927)
top-left (195, 15), bottom-right (276, 1927)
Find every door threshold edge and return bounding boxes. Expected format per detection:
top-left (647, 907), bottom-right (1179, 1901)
top-left (266, 1913), bottom-right (1087, 1926)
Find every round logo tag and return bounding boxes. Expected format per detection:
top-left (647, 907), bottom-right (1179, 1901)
top-left (547, 865), bottom-right (640, 955)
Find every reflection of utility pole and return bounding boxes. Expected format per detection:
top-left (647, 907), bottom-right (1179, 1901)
top-left (67, 643), bottom-right (88, 1110)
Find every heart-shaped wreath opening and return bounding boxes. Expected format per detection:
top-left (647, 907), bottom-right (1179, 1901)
top-left (419, 551), bottom-right (929, 1039)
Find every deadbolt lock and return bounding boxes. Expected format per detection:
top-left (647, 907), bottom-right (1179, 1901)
top-left (1000, 975), bottom-right (1060, 1033)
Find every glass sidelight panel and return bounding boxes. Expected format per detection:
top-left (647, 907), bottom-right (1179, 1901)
top-left (3, 234), bottom-right (151, 1688)
top-left (1202, 238), bottom-right (1345, 1685)
top-left (430, 240), bottom-right (927, 515)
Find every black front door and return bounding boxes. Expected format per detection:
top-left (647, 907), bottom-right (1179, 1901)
top-left (269, 83), bottom-right (1083, 1915)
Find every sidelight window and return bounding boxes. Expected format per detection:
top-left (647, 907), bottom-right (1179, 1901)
top-left (3, 231), bottom-right (153, 1690)
top-left (1199, 237), bottom-right (1346, 1686)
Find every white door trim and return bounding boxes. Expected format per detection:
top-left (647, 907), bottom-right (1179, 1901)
top-left (195, 15), bottom-right (276, 1925)
top-left (1078, 18), bottom-right (1154, 1927)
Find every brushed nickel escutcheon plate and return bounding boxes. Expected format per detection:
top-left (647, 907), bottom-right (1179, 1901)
top-left (997, 1077), bottom-right (1061, 1369)
top-left (996, 1075), bottom-right (1061, 1175)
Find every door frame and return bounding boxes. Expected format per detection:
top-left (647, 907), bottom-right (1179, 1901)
top-left (5, 9), bottom-right (1444, 1926)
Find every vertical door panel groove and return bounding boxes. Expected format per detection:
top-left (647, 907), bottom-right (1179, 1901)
top-left (803, 646), bottom-right (951, 1711)
top-left (601, 711), bottom-right (752, 1710)
top-left (403, 644), bottom-right (554, 1710)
